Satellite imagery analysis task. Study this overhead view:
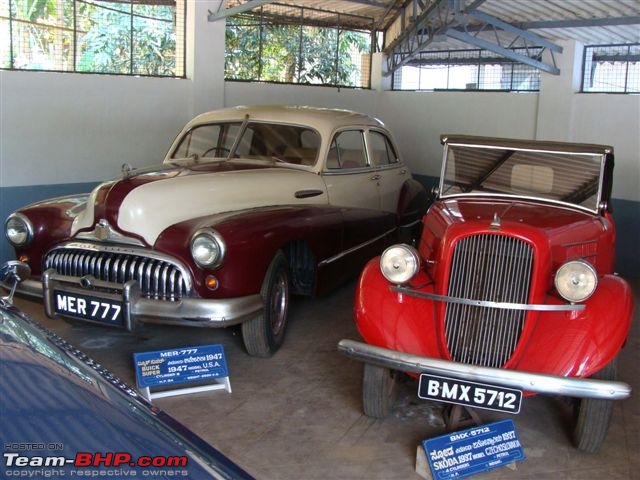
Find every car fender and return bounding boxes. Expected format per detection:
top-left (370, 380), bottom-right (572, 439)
top-left (10, 195), bottom-right (89, 276)
top-left (512, 274), bottom-right (634, 377)
top-left (396, 178), bottom-right (429, 227)
top-left (154, 205), bottom-right (345, 298)
top-left (355, 263), bottom-right (635, 380)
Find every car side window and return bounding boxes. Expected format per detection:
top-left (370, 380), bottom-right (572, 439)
top-left (327, 130), bottom-right (367, 170)
top-left (368, 131), bottom-right (399, 166)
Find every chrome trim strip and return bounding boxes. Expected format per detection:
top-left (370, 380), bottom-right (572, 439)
top-left (40, 271), bottom-right (263, 328)
top-left (75, 224), bottom-right (146, 247)
top-left (322, 167), bottom-right (376, 176)
top-left (318, 228), bottom-right (396, 267)
top-left (439, 192), bottom-right (599, 215)
top-left (46, 242), bottom-right (193, 291)
top-left (391, 286), bottom-right (585, 311)
top-left (337, 339), bottom-right (631, 400)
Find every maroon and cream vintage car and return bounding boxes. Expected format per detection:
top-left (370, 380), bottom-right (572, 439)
top-left (339, 135), bottom-right (634, 452)
top-left (5, 105), bottom-right (427, 357)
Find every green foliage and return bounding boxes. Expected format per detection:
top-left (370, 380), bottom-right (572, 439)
top-left (6, 0), bottom-right (178, 75)
top-left (225, 17), bottom-right (371, 87)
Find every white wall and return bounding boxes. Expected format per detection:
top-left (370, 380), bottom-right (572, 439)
top-left (0, 0), bottom-right (225, 188)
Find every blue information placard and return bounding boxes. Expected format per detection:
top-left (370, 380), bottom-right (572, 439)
top-left (134, 344), bottom-right (228, 389)
top-left (423, 419), bottom-right (525, 480)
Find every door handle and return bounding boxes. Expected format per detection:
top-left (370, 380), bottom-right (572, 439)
top-left (369, 174), bottom-right (381, 181)
top-left (399, 169), bottom-right (407, 175)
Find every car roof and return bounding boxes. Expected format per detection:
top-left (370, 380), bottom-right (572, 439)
top-left (186, 105), bottom-right (386, 134)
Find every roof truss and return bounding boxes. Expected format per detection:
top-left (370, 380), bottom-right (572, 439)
top-left (383, 0), bottom-right (564, 76)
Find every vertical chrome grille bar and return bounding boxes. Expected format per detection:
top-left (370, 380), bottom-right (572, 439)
top-left (444, 234), bottom-right (534, 367)
top-left (44, 248), bottom-right (188, 302)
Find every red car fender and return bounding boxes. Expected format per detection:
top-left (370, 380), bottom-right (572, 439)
top-left (355, 262), bottom-right (634, 380)
top-left (511, 274), bottom-right (634, 378)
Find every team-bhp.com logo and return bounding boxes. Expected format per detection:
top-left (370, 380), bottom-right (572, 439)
top-left (4, 452), bottom-right (188, 468)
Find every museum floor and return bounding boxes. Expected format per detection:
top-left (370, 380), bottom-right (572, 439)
top-left (13, 278), bottom-right (639, 480)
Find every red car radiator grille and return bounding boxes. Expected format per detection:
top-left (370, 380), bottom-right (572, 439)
top-left (444, 234), bottom-right (534, 367)
top-left (44, 249), bottom-right (188, 301)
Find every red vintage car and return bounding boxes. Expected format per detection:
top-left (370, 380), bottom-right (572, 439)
top-left (339, 135), bottom-right (634, 452)
top-left (4, 106), bottom-right (427, 357)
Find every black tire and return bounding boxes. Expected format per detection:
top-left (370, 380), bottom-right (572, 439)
top-left (572, 357), bottom-right (618, 452)
top-left (241, 252), bottom-right (290, 357)
top-left (362, 363), bottom-right (397, 419)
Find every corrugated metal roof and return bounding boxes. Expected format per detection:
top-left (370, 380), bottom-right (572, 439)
top-left (223, 0), bottom-right (639, 46)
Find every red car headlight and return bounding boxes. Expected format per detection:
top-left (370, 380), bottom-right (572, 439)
top-left (380, 244), bottom-right (420, 285)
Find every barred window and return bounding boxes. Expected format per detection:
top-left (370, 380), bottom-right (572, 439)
top-left (393, 48), bottom-right (542, 92)
top-left (0, 0), bottom-right (186, 77)
top-left (225, 3), bottom-right (372, 88)
top-left (582, 44), bottom-right (640, 93)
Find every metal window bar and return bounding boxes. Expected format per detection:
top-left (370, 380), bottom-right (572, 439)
top-left (225, 2), bottom-right (373, 89)
top-left (392, 47), bottom-right (541, 92)
top-left (2, 0), bottom-right (185, 78)
top-left (582, 43), bottom-right (640, 94)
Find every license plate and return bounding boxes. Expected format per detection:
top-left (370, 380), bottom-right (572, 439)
top-left (53, 290), bottom-right (124, 327)
top-left (418, 374), bottom-right (522, 414)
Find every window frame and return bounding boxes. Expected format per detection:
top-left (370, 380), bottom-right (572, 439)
top-left (581, 43), bottom-right (640, 94)
top-left (392, 47), bottom-right (542, 92)
top-left (1, 0), bottom-right (187, 78)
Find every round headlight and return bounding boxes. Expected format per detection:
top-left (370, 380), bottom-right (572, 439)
top-left (190, 230), bottom-right (225, 268)
top-left (554, 260), bottom-right (597, 303)
top-left (380, 244), bottom-right (421, 285)
top-left (5, 213), bottom-right (33, 247)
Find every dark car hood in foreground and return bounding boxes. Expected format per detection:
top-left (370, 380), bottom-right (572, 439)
top-left (0, 305), bottom-right (253, 479)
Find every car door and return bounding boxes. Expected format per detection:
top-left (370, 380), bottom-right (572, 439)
top-left (320, 129), bottom-right (395, 273)
top-left (366, 129), bottom-right (409, 213)
top-left (322, 129), bottom-right (380, 210)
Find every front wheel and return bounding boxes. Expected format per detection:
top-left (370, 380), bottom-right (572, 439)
top-left (572, 357), bottom-right (618, 452)
top-left (362, 363), bottom-right (397, 418)
top-left (241, 252), bottom-right (290, 357)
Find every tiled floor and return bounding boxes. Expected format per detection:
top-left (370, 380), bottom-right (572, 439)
top-left (12, 278), bottom-right (639, 480)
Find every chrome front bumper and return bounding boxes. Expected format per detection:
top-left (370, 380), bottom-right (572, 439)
top-left (337, 339), bottom-right (631, 400)
top-left (12, 272), bottom-right (263, 330)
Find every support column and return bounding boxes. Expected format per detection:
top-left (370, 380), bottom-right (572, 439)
top-left (371, 52), bottom-right (392, 91)
top-left (535, 39), bottom-right (584, 141)
top-left (186, 0), bottom-right (226, 115)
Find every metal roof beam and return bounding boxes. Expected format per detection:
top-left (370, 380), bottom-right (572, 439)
top-left (466, 10), bottom-right (562, 52)
top-left (519, 16), bottom-right (640, 30)
top-left (208, 0), bottom-right (274, 21)
top-left (340, 0), bottom-right (390, 8)
top-left (446, 28), bottom-right (560, 74)
top-left (383, 0), bottom-right (487, 76)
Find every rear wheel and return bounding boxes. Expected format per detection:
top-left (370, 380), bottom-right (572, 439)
top-left (241, 252), bottom-right (290, 357)
top-left (572, 357), bottom-right (617, 452)
top-left (362, 363), bottom-right (397, 418)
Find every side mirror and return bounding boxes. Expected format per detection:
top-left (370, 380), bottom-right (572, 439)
top-left (1, 261), bottom-right (31, 304)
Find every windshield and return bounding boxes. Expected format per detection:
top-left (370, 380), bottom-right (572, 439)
top-left (440, 143), bottom-right (605, 213)
top-left (171, 121), bottom-right (321, 166)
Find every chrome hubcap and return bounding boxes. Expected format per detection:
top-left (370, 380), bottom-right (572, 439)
top-left (270, 271), bottom-right (289, 336)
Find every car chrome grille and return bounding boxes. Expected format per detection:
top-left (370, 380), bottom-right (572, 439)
top-left (44, 249), bottom-right (188, 301)
top-left (444, 234), bottom-right (533, 368)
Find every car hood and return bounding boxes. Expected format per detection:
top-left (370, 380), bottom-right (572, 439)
top-left (427, 197), bottom-right (607, 247)
top-left (0, 305), bottom-right (253, 478)
top-left (71, 161), bottom-right (328, 245)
